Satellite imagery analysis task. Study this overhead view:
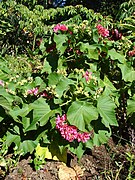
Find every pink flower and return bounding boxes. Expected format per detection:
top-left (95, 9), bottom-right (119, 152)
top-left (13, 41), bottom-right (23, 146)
top-left (56, 114), bottom-right (92, 143)
top-left (61, 125), bottom-right (78, 142)
top-left (0, 80), bottom-right (4, 87)
top-left (83, 71), bottom-right (92, 82)
top-left (27, 87), bottom-right (52, 99)
top-left (53, 24), bottom-right (68, 33)
top-left (96, 24), bottom-right (109, 38)
top-left (77, 132), bottom-right (91, 143)
top-left (69, 31), bottom-right (73, 35)
top-left (76, 49), bottom-right (82, 55)
top-left (128, 47), bottom-right (135, 57)
top-left (27, 87), bottom-right (39, 95)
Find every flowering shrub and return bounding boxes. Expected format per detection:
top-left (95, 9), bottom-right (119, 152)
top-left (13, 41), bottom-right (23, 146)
top-left (0, 0), bottom-right (135, 168)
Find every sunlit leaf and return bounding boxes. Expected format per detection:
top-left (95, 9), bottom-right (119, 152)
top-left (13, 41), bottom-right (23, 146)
top-left (19, 140), bottom-right (38, 154)
top-left (127, 95), bottom-right (135, 115)
top-left (54, 34), bottom-right (68, 55)
top-left (108, 48), bottom-right (126, 63)
top-left (118, 63), bottom-right (135, 82)
top-left (97, 94), bottom-right (118, 127)
top-left (67, 101), bottom-right (98, 131)
top-left (26, 98), bottom-right (54, 131)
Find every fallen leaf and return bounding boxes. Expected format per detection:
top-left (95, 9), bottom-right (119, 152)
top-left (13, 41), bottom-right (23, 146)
top-left (58, 164), bottom-right (84, 180)
top-left (58, 165), bottom-right (76, 180)
top-left (73, 165), bottom-right (84, 177)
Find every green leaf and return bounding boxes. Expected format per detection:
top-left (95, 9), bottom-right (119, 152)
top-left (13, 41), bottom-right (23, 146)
top-left (22, 117), bottom-right (31, 131)
top-left (108, 48), bottom-right (126, 63)
top-left (118, 63), bottom-right (135, 82)
top-left (92, 28), bottom-right (99, 43)
top-left (93, 130), bottom-right (111, 146)
top-left (41, 60), bottom-right (52, 74)
top-left (0, 86), bottom-right (14, 104)
top-left (0, 116), bottom-right (3, 122)
top-left (85, 139), bottom-right (93, 149)
top-left (67, 101), bottom-right (98, 131)
top-left (80, 43), bottom-right (99, 60)
top-left (100, 76), bottom-right (119, 106)
top-left (120, 23), bottom-right (135, 31)
top-left (49, 142), bottom-right (67, 163)
top-left (27, 98), bottom-right (54, 131)
top-left (54, 34), bottom-right (68, 55)
top-left (127, 96), bottom-right (135, 115)
top-left (9, 104), bottom-right (31, 121)
top-left (48, 72), bottom-right (63, 86)
top-left (87, 49), bottom-right (99, 60)
top-left (0, 95), bottom-right (11, 110)
top-left (6, 131), bottom-right (21, 147)
top-left (35, 144), bottom-right (59, 161)
top-left (69, 143), bottom-right (84, 160)
top-left (19, 140), bottom-right (38, 154)
top-left (56, 77), bottom-right (74, 98)
top-left (35, 76), bottom-right (43, 86)
top-left (97, 94), bottom-right (118, 127)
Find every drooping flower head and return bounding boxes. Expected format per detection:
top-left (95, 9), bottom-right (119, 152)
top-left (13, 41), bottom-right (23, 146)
top-left (56, 114), bottom-right (92, 143)
top-left (110, 29), bottom-right (122, 41)
top-left (96, 24), bottom-right (109, 38)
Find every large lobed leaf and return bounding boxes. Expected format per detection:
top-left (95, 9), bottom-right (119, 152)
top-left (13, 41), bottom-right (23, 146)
top-left (67, 101), bottom-right (98, 131)
top-left (26, 98), bottom-right (54, 131)
top-left (97, 94), bottom-right (118, 127)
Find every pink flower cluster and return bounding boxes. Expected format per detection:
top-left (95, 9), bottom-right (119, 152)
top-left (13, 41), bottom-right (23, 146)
top-left (56, 114), bottom-right (91, 143)
top-left (27, 87), bottom-right (39, 95)
top-left (27, 87), bottom-right (52, 99)
top-left (96, 24), bottom-right (109, 37)
top-left (83, 71), bottom-right (92, 82)
top-left (53, 24), bottom-right (68, 33)
top-left (128, 47), bottom-right (135, 57)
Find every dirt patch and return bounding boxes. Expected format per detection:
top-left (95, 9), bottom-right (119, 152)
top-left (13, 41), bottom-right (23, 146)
top-left (1, 138), bottom-right (135, 180)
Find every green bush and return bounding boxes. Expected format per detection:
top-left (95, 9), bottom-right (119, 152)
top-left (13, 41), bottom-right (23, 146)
top-left (0, 0), bottom-right (135, 171)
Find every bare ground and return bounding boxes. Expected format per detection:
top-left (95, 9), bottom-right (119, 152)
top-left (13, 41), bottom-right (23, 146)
top-left (1, 138), bottom-right (135, 180)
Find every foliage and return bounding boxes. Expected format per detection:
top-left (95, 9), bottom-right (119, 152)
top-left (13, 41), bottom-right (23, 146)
top-left (0, 0), bottom-right (135, 172)
top-left (116, 0), bottom-right (135, 21)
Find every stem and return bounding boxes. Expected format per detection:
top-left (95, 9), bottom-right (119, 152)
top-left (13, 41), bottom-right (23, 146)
top-left (32, 35), bottom-right (36, 51)
top-left (60, 100), bottom-right (72, 107)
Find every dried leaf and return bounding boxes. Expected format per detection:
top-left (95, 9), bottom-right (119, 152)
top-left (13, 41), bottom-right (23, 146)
top-left (58, 165), bottom-right (76, 180)
top-left (73, 165), bottom-right (84, 177)
top-left (58, 164), bottom-right (84, 180)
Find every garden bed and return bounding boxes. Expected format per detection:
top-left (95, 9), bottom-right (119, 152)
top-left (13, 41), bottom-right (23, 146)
top-left (1, 138), bottom-right (135, 180)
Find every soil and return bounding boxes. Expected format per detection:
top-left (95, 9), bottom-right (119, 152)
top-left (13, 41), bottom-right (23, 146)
top-left (1, 138), bottom-right (135, 180)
